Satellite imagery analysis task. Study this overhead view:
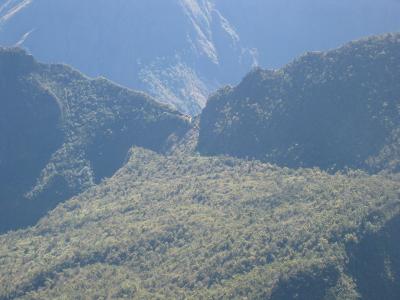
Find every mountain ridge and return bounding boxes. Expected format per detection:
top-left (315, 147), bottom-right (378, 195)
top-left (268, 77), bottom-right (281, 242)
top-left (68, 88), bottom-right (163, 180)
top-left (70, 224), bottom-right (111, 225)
top-left (0, 46), bottom-right (190, 233)
top-left (1, 32), bottom-right (400, 298)
top-left (198, 32), bottom-right (400, 172)
top-left (0, 0), bottom-right (256, 115)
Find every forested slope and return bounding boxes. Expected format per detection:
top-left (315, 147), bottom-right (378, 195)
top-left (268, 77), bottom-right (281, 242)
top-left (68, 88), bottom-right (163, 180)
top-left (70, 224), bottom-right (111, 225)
top-left (0, 148), bottom-right (399, 299)
top-left (1, 33), bottom-right (400, 299)
top-left (0, 48), bottom-right (190, 232)
top-left (198, 33), bottom-right (400, 172)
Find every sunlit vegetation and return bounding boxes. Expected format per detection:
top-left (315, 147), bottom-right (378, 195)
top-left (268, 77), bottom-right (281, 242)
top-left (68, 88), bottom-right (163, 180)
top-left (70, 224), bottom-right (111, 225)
top-left (1, 32), bottom-right (400, 299)
top-left (1, 148), bottom-right (399, 299)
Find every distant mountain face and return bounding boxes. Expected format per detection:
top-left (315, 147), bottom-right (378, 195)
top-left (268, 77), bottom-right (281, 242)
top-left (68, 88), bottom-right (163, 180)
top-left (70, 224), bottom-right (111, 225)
top-left (2, 1), bottom-right (399, 115)
top-left (0, 47), bottom-right (190, 233)
top-left (216, 0), bottom-right (400, 69)
top-left (198, 33), bottom-right (400, 171)
top-left (0, 0), bottom-right (256, 115)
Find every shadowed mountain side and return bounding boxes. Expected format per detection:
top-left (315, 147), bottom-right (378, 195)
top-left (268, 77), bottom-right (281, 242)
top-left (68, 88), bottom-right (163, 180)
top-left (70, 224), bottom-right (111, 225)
top-left (0, 47), bottom-right (190, 233)
top-left (198, 33), bottom-right (400, 172)
top-left (347, 213), bottom-right (400, 299)
top-left (0, 48), bottom-right (64, 233)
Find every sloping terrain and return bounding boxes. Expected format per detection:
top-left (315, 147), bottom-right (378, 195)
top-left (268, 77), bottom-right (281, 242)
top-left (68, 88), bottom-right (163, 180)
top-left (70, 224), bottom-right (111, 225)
top-left (198, 33), bottom-right (400, 171)
top-left (1, 32), bottom-right (400, 299)
top-left (2, 0), bottom-right (400, 116)
top-left (0, 148), bottom-right (399, 299)
top-left (0, 0), bottom-right (256, 114)
top-left (0, 47), bottom-right (190, 233)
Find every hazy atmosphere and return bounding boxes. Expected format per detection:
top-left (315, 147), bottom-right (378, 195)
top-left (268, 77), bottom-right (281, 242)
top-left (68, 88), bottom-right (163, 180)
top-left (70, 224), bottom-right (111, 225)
top-left (1, 0), bottom-right (399, 114)
top-left (1, 1), bottom-right (400, 299)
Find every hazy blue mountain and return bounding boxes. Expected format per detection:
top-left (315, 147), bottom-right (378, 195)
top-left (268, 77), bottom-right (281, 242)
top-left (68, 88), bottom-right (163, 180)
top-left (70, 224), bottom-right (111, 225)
top-left (198, 33), bottom-right (400, 171)
top-left (2, 1), bottom-right (399, 115)
top-left (1, 24), bottom-right (400, 298)
top-left (1, 31), bottom-right (399, 233)
top-left (0, 0), bottom-right (256, 115)
top-left (216, 0), bottom-right (400, 69)
top-left (0, 47), bottom-right (190, 233)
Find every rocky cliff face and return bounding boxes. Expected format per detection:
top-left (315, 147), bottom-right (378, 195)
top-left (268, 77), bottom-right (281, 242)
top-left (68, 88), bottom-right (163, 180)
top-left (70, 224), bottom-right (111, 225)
top-left (2, 1), bottom-right (399, 115)
top-left (0, 0), bottom-right (256, 115)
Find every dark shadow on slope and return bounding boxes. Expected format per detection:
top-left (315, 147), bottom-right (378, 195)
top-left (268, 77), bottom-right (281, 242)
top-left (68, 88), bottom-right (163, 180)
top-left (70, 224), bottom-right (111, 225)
top-left (197, 34), bottom-right (400, 172)
top-left (0, 176), bottom-right (74, 234)
top-left (347, 214), bottom-right (400, 300)
top-left (86, 115), bottom-right (190, 182)
top-left (0, 66), bottom-right (64, 233)
top-left (269, 265), bottom-right (339, 300)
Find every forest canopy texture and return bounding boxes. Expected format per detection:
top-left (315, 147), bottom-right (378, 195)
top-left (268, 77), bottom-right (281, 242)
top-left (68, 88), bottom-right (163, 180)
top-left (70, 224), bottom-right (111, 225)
top-left (0, 33), bottom-right (400, 299)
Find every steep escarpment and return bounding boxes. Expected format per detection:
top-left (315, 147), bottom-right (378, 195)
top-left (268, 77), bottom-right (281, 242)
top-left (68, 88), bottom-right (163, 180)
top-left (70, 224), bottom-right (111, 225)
top-left (0, 0), bottom-right (256, 115)
top-left (197, 33), bottom-right (400, 171)
top-left (0, 48), bottom-right (64, 233)
top-left (0, 48), bottom-right (190, 233)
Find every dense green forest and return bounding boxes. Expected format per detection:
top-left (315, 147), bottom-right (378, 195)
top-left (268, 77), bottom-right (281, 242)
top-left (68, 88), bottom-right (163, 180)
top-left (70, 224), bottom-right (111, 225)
top-left (0, 47), bottom-right (190, 232)
top-left (198, 33), bottom-right (400, 172)
top-left (1, 33), bottom-right (400, 299)
top-left (1, 148), bottom-right (399, 299)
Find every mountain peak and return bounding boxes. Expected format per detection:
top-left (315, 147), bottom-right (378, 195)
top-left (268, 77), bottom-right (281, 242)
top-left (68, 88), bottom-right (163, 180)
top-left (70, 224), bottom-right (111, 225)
top-left (0, 46), bottom-right (36, 74)
top-left (198, 32), bottom-right (400, 171)
top-left (0, 0), bottom-right (255, 115)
